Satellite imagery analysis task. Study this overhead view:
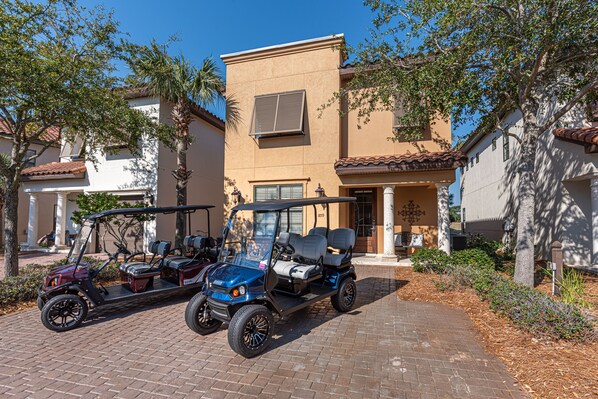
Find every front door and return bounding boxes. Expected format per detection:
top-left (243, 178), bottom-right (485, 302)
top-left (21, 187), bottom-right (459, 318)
top-left (351, 189), bottom-right (377, 253)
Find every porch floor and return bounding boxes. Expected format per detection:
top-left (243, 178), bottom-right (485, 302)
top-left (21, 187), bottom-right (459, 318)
top-left (352, 253), bottom-right (412, 267)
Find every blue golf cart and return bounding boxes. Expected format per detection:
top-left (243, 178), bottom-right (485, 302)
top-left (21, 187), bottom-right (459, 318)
top-left (185, 196), bottom-right (358, 357)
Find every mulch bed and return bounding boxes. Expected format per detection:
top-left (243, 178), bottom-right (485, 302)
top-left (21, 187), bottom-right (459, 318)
top-left (395, 267), bottom-right (598, 399)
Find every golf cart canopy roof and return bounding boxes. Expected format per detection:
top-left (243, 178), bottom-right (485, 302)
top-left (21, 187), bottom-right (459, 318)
top-left (232, 197), bottom-right (356, 212)
top-left (85, 205), bottom-right (215, 220)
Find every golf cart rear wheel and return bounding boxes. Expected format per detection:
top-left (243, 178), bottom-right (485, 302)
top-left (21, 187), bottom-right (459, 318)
top-left (185, 293), bottom-right (222, 335)
top-left (228, 305), bottom-right (273, 358)
top-left (331, 277), bottom-right (357, 312)
top-left (40, 294), bottom-right (88, 332)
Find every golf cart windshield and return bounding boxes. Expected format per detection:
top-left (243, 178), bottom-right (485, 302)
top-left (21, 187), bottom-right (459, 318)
top-left (220, 210), bottom-right (277, 269)
top-left (68, 219), bottom-right (95, 264)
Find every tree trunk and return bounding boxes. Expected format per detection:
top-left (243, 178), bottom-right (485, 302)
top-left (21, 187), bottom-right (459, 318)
top-left (3, 179), bottom-right (20, 277)
top-left (514, 127), bottom-right (539, 288)
top-left (172, 100), bottom-right (192, 249)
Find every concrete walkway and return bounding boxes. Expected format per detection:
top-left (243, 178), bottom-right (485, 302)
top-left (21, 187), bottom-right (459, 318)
top-left (0, 266), bottom-right (524, 398)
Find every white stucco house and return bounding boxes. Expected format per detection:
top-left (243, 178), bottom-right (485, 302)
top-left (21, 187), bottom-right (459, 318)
top-left (0, 124), bottom-right (61, 247)
top-left (460, 104), bottom-right (598, 267)
top-left (20, 88), bottom-right (225, 252)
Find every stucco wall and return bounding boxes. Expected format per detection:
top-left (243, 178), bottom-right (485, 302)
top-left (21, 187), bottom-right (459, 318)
top-left (223, 38), bottom-right (345, 233)
top-left (155, 101), bottom-right (225, 241)
top-left (0, 138), bottom-right (60, 243)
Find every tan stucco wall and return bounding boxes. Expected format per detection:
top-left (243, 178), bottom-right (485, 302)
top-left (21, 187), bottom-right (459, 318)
top-left (223, 38), bottom-right (345, 233)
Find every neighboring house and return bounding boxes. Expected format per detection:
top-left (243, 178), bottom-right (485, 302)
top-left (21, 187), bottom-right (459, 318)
top-left (0, 124), bottom-right (61, 247)
top-left (20, 88), bottom-right (225, 252)
top-left (221, 34), bottom-right (464, 257)
top-left (460, 104), bottom-right (598, 267)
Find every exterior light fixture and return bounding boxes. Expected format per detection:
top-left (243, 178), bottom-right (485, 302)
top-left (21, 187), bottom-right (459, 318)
top-left (315, 183), bottom-right (325, 198)
top-left (231, 186), bottom-right (242, 205)
top-left (144, 191), bottom-right (155, 206)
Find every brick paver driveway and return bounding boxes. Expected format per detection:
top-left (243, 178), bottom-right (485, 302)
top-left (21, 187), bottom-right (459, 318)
top-left (0, 266), bottom-right (524, 398)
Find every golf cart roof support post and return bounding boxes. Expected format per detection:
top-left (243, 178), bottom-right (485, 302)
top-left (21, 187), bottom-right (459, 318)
top-left (205, 208), bottom-right (211, 237)
top-left (188, 212), bottom-right (192, 237)
top-left (326, 205), bottom-right (330, 236)
top-left (287, 209), bottom-right (290, 232)
top-left (312, 205), bottom-right (317, 229)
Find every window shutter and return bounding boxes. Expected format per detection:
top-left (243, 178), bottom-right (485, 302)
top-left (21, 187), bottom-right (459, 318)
top-left (251, 91), bottom-right (305, 137)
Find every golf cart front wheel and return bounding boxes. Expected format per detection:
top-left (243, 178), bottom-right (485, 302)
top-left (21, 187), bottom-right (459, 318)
top-left (40, 294), bottom-right (88, 332)
top-left (37, 296), bottom-right (45, 311)
top-left (228, 305), bottom-right (273, 358)
top-left (331, 277), bottom-right (357, 312)
top-left (185, 293), bottom-right (222, 335)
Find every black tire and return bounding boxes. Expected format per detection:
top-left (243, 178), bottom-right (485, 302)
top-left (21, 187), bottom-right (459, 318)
top-left (227, 305), bottom-right (273, 358)
top-left (331, 277), bottom-right (357, 312)
top-left (185, 293), bottom-right (222, 335)
top-left (37, 296), bottom-right (45, 311)
top-left (40, 294), bottom-right (88, 332)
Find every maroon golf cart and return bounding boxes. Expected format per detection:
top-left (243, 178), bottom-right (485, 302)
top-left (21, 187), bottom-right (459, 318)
top-left (37, 205), bottom-right (219, 332)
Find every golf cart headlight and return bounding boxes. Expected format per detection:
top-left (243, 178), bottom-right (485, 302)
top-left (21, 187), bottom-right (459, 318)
top-left (49, 276), bottom-right (61, 287)
top-left (230, 285), bottom-right (246, 297)
top-left (238, 285), bottom-right (246, 295)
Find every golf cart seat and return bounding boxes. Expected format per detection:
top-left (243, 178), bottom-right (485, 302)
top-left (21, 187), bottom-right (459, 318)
top-left (164, 236), bottom-right (215, 270)
top-left (120, 240), bottom-right (171, 275)
top-left (273, 234), bottom-right (327, 280)
top-left (323, 228), bottom-right (355, 267)
top-left (308, 227), bottom-right (328, 237)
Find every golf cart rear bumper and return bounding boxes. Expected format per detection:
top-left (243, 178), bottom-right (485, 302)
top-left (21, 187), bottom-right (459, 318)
top-left (207, 298), bottom-right (232, 322)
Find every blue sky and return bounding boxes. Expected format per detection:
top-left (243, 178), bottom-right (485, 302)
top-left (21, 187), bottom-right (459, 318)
top-left (89, 0), bottom-right (470, 203)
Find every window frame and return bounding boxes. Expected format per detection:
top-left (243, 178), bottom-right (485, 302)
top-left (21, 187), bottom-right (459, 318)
top-left (253, 184), bottom-right (304, 234)
top-left (250, 90), bottom-right (306, 138)
top-left (503, 134), bottom-right (510, 161)
top-left (491, 137), bottom-right (497, 151)
top-left (392, 96), bottom-right (431, 141)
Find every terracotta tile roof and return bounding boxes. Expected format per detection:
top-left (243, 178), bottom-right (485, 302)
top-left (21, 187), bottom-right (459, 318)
top-left (553, 127), bottom-right (598, 146)
top-left (21, 161), bottom-right (86, 179)
top-left (335, 151), bottom-right (467, 175)
top-left (0, 119), bottom-right (61, 143)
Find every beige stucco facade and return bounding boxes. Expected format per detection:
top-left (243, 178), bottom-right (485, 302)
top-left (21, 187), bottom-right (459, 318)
top-left (222, 35), bottom-right (458, 255)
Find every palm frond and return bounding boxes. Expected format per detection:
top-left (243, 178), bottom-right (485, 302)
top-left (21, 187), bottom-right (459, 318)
top-left (225, 94), bottom-right (242, 129)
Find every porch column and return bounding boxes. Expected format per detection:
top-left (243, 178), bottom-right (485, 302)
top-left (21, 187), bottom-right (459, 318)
top-left (436, 183), bottom-right (451, 254)
top-left (54, 192), bottom-right (69, 247)
top-left (383, 185), bottom-right (396, 257)
top-left (591, 178), bottom-right (598, 265)
top-left (26, 193), bottom-right (39, 248)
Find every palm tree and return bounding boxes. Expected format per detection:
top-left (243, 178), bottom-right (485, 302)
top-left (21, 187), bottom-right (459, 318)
top-left (0, 153), bottom-right (9, 250)
top-left (131, 42), bottom-right (239, 247)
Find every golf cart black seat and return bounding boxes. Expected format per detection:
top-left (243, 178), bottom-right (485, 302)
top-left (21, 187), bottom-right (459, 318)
top-left (120, 240), bottom-right (171, 275)
top-left (273, 234), bottom-right (327, 280)
top-left (323, 228), bottom-right (355, 267)
top-left (164, 236), bottom-right (215, 270)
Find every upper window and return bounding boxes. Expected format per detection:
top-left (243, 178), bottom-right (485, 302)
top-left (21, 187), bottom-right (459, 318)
top-left (503, 135), bottom-right (510, 161)
top-left (250, 91), bottom-right (306, 138)
top-left (254, 184), bottom-right (303, 234)
top-left (491, 137), bottom-right (497, 151)
top-left (24, 149), bottom-right (36, 167)
top-left (393, 97), bottom-right (431, 142)
top-left (60, 135), bottom-right (85, 160)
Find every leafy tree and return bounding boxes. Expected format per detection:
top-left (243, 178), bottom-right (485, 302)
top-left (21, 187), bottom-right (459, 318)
top-left (0, 0), bottom-right (170, 277)
top-left (72, 192), bottom-right (153, 254)
top-left (336, 0), bottom-right (598, 287)
top-left (129, 41), bottom-right (239, 248)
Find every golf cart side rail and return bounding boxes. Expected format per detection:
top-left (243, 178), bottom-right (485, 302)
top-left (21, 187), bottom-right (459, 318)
top-left (232, 197), bottom-right (356, 212)
top-left (85, 205), bottom-right (215, 220)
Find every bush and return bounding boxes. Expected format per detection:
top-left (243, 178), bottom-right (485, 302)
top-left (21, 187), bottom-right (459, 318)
top-left (466, 233), bottom-right (505, 269)
top-left (450, 249), bottom-right (495, 270)
top-left (412, 248), bottom-right (451, 273)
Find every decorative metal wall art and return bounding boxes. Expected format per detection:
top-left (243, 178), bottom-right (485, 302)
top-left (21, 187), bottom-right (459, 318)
top-left (400, 200), bottom-right (425, 225)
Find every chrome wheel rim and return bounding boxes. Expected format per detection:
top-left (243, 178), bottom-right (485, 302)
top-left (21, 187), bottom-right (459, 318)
top-left (343, 282), bottom-right (356, 307)
top-left (197, 301), bottom-right (218, 328)
top-left (243, 314), bottom-right (269, 349)
top-left (47, 299), bottom-right (83, 329)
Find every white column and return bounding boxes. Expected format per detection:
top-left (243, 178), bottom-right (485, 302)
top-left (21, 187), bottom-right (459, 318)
top-left (383, 185), bottom-right (396, 257)
top-left (590, 178), bottom-right (598, 265)
top-left (436, 183), bottom-right (451, 254)
top-left (54, 192), bottom-right (68, 247)
top-left (26, 193), bottom-right (39, 248)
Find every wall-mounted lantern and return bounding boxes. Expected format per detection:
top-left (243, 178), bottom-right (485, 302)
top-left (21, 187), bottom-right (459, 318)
top-left (231, 186), bottom-right (242, 205)
top-left (315, 183), bottom-right (325, 198)
top-left (144, 191), bottom-right (155, 206)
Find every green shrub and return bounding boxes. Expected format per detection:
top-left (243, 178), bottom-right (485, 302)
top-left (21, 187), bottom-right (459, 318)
top-left (559, 268), bottom-right (590, 308)
top-left (450, 249), bottom-right (495, 270)
top-left (466, 233), bottom-right (505, 269)
top-left (0, 270), bottom-right (46, 307)
top-left (448, 264), bottom-right (595, 341)
top-left (411, 248), bottom-right (451, 273)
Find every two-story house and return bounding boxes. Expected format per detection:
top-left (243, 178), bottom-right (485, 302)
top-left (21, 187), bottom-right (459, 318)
top-left (221, 34), bottom-right (464, 257)
top-left (20, 88), bottom-right (225, 252)
top-left (0, 124), bottom-right (61, 247)
top-left (460, 105), bottom-right (598, 268)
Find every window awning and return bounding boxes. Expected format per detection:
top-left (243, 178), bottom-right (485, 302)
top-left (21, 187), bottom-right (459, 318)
top-left (251, 90), bottom-right (306, 138)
